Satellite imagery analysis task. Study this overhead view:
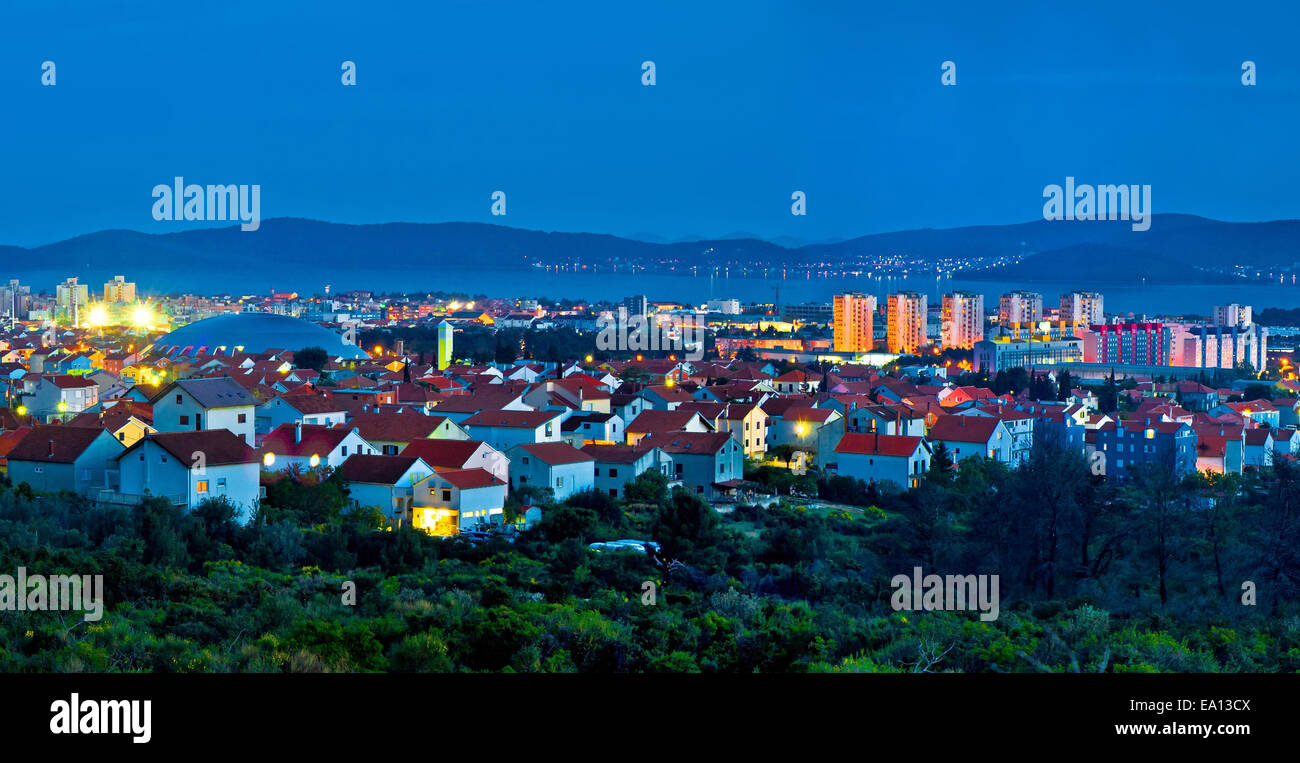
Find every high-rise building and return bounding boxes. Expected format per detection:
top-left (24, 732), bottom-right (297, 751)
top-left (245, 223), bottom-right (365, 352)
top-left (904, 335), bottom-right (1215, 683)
top-left (1059, 291), bottom-right (1104, 333)
top-left (999, 290), bottom-right (1043, 327)
top-left (56, 277), bottom-right (89, 327)
top-left (886, 291), bottom-right (928, 355)
top-left (437, 320), bottom-right (454, 370)
top-left (941, 291), bottom-right (985, 350)
top-left (1083, 322), bottom-right (1171, 366)
top-left (1214, 303), bottom-right (1253, 329)
top-left (832, 293), bottom-right (876, 354)
top-left (104, 275), bottom-right (136, 303)
top-left (623, 295), bottom-right (649, 320)
top-left (0, 280), bottom-right (31, 323)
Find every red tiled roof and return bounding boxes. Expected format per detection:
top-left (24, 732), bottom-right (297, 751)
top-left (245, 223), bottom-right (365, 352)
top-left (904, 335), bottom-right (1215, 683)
top-left (462, 409), bottom-right (560, 429)
top-left (261, 423), bottom-right (357, 457)
top-left (8, 425), bottom-right (117, 463)
top-left (435, 467), bottom-right (505, 489)
top-left (401, 438), bottom-right (489, 468)
top-left (927, 415), bottom-right (1003, 443)
top-left (336, 454), bottom-right (426, 484)
top-left (125, 430), bottom-right (257, 466)
top-left (834, 432), bottom-right (924, 458)
top-left (513, 441), bottom-right (594, 465)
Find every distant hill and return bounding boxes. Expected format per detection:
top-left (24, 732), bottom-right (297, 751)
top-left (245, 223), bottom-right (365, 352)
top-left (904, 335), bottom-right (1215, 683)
top-left (3, 214), bottom-right (1298, 290)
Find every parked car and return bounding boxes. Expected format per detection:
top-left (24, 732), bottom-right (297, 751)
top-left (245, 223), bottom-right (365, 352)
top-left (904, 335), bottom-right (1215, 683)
top-left (588, 539), bottom-right (660, 554)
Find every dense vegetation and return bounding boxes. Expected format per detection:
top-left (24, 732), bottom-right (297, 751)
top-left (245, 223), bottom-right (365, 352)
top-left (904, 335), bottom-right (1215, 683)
top-left (1, 445), bottom-right (1298, 673)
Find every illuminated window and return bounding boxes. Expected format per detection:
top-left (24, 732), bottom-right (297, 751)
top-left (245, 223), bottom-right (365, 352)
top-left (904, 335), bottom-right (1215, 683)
top-left (196, 480), bottom-right (208, 493)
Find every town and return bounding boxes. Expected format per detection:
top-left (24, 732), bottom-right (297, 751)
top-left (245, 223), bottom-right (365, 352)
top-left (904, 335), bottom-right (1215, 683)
top-left (0, 274), bottom-right (1295, 538)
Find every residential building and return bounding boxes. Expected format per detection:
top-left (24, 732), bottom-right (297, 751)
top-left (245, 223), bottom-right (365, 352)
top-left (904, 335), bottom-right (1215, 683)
top-left (506, 441), bottom-right (596, 501)
top-left (833, 432), bottom-right (931, 489)
top-left (412, 468), bottom-right (509, 535)
top-left (582, 443), bottom-right (673, 498)
top-left (832, 293), bottom-right (876, 354)
top-left (7, 425), bottom-right (125, 495)
top-left (116, 430), bottom-right (261, 521)
top-left (260, 422), bottom-right (375, 471)
top-left (151, 377), bottom-right (257, 444)
top-left (637, 431), bottom-right (744, 499)
top-left (886, 291), bottom-right (928, 355)
top-left (1059, 291), bottom-right (1104, 332)
top-left (941, 291), bottom-right (984, 350)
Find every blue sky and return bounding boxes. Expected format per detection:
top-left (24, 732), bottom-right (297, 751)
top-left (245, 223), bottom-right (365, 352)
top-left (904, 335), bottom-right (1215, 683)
top-left (2, 0), bottom-right (1298, 246)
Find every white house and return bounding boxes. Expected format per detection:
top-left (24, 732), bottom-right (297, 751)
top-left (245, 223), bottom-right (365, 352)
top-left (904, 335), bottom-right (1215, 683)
top-left (335, 454), bottom-right (435, 522)
top-left (400, 438), bottom-right (509, 483)
top-left (23, 374), bottom-right (100, 422)
top-left (256, 393), bottom-right (349, 434)
top-left (926, 415), bottom-right (1013, 465)
top-left (637, 431), bottom-right (745, 499)
top-left (463, 409), bottom-right (562, 452)
top-left (581, 443), bottom-right (672, 498)
top-left (116, 430), bottom-right (261, 522)
top-left (6, 425), bottom-right (125, 495)
top-left (505, 441), bottom-right (596, 501)
top-left (260, 422), bottom-right (376, 471)
top-left (151, 377), bottom-right (258, 445)
top-left (833, 432), bottom-right (931, 490)
top-left (411, 468), bottom-right (509, 535)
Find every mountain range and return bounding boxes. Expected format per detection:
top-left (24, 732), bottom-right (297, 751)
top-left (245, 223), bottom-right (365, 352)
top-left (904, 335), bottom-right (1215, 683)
top-left (2, 214), bottom-right (1297, 292)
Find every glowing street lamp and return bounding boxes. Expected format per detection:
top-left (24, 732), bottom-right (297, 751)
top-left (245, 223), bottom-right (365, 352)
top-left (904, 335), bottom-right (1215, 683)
top-left (263, 452), bottom-right (276, 468)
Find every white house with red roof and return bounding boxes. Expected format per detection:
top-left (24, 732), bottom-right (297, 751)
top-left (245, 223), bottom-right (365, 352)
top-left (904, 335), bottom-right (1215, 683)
top-left (260, 422), bottom-right (376, 471)
top-left (463, 409), bottom-right (563, 452)
top-left (336, 454), bottom-right (436, 522)
top-left (116, 430), bottom-right (261, 521)
top-left (926, 415), bottom-right (1013, 465)
top-left (256, 393), bottom-right (349, 433)
top-left (23, 374), bottom-right (100, 421)
top-left (411, 467), bottom-right (508, 534)
top-left (401, 438), bottom-right (509, 483)
top-left (833, 432), bottom-right (931, 489)
top-left (505, 441), bottom-right (596, 501)
top-left (636, 431), bottom-right (744, 499)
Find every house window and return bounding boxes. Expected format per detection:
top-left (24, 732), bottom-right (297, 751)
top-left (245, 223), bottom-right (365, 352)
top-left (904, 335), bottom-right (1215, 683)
top-left (160, 455), bottom-right (168, 463)
top-left (217, 478), bottom-right (227, 488)
top-left (609, 489), bottom-right (618, 497)
top-left (442, 489), bottom-right (451, 502)
top-left (175, 394), bottom-right (183, 404)
top-left (555, 477), bottom-right (563, 488)
top-left (342, 446), bottom-right (348, 456)
top-left (522, 457), bottom-right (530, 464)
top-left (238, 413), bottom-right (247, 423)
top-left (180, 415), bottom-right (189, 425)
top-left (383, 445), bottom-right (398, 455)
top-left (609, 468), bottom-right (618, 477)
top-left (34, 466), bottom-right (43, 474)
top-left (196, 480), bottom-right (208, 493)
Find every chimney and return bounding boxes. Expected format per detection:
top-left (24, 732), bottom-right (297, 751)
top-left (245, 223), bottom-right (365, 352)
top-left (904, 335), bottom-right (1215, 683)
top-left (960, 417), bottom-right (966, 427)
top-left (295, 422), bottom-right (302, 444)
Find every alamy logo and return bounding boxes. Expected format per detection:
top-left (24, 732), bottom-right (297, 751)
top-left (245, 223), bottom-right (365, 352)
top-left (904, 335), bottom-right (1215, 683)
top-left (151, 176), bottom-right (261, 231)
top-left (1043, 177), bottom-right (1151, 231)
top-left (0, 567), bottom-right (103, 622)
top-left (596, 307), bottom-right (705, 361)
top-left (891, 566), bottom-right (999, 621)
top-left (50, 693), bottom-right (151, 744)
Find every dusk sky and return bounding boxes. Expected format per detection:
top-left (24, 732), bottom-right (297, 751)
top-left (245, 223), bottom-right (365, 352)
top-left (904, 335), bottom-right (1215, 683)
top-left (3, 0), bottom-right (1298, 247)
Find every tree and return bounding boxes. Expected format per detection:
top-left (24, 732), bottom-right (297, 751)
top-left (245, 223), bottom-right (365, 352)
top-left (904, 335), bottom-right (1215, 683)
top-left (1056, 369), bottom-right (1073, 401)
top-left (296, 346), bottom-right (329, 373)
